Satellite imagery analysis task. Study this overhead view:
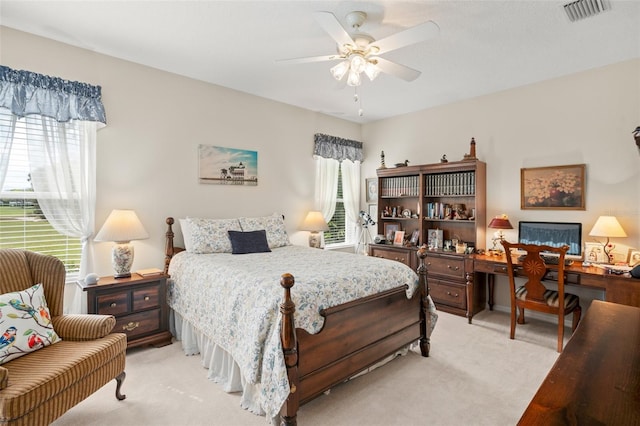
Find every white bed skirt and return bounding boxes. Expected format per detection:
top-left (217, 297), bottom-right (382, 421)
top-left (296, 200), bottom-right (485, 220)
top-left (170, 309), bottom-right (412, 422)
top-left (170, 310), bottom-right (268, 417)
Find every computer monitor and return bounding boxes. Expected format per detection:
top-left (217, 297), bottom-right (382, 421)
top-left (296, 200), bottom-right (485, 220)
top-left (518, 221), bottom-right (582, 258)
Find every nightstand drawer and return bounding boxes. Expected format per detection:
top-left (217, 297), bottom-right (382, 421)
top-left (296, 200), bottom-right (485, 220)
top-left (115, 309), bottom-right (161, 339)
top-left (96, 292), bottom-right (129, 315)
top-left (133, 285), bottom-right (160, 310)
top-left (429, 278), bottom-right (467, 309)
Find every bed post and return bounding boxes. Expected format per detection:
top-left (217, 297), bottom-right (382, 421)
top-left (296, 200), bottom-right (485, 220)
top-left (417, 245), bottom-right (431, 357)
top-left (279, 273), bottom-right (299, 426)
top-left (164, 217), bottom-right (176, 275)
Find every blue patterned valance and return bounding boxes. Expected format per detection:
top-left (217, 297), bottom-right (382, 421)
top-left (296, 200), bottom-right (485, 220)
top-left (313, 133), bottom-right (363, 162)
top-left (0, 65), bottom-right (106, 125)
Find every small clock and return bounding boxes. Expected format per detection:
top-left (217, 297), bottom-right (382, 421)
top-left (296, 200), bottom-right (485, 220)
top-left (401, 209), bottom-right (411, 218)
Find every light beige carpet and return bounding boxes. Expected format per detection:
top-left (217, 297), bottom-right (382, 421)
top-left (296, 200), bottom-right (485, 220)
top-left (52, 310), bottom-right (565, 426)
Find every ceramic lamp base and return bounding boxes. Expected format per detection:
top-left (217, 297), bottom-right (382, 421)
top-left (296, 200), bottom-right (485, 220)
top-left (112, 242), bottom-right (134, 279)
top-left (308, 232), bottom-right (322, 249)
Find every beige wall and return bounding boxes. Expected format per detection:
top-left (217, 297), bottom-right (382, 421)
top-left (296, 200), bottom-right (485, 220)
top-left (2, 26), bottom-right (639, 311)
top-left (0, 26), bottom-right (361, 275)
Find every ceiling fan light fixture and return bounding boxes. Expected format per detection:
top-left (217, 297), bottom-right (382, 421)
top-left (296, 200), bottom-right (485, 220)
top-left (349, 54), bottom-right (367, 74)
top-left (347, 70), bottom-right (361, 87)
top-left (364, 61), bottom-right (380, 81)
top-left (330, 60), bottom-right (350, 81)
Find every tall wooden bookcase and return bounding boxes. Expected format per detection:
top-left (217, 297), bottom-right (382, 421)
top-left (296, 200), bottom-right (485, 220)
top-left (370, 159), bottom-right (487, 320)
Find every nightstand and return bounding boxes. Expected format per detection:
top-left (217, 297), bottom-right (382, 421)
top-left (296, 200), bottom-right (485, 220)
top-left (78, 273), bottom-right (172, 348)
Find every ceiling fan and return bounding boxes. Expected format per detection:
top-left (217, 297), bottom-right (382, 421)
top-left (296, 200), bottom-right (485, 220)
top-left (279, 11), bottom-right (440, 87)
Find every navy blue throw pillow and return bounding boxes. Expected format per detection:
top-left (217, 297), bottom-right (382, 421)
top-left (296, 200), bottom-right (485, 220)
top-left (228, 230), bottom-right (271, 254)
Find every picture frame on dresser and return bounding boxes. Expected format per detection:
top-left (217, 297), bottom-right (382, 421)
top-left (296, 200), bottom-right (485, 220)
top-left (384, 222), bottom-right (400, 242)
top-left (628, 249), bottom-right (640, 267)
top-left (393, 231), bottom-right (405, 246)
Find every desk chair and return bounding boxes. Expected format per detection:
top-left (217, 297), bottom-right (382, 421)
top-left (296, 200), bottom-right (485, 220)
top-left (501, 241), bottom-right (582, 352)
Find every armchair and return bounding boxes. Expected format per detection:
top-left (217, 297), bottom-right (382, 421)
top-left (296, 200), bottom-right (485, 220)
top-left (0, 249), bottom-right (127, 425)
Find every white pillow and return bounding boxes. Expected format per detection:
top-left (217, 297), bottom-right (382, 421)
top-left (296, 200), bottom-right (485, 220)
top-left (0, 283), bottom-right (60, 364)
top-left (185, 217), bottom-right (242, 253)
top-left (178, 218), bottom-right (193, 252)
top-left (239, 213), bottom-right (290, 249)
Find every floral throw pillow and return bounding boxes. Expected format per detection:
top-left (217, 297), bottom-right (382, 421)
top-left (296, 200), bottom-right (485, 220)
top-left (239, 213), bottom-right (290, 249)
top-left (0, 283), bottom-right (60, 364)
top-left (185, 217), bottom-right (242, 254)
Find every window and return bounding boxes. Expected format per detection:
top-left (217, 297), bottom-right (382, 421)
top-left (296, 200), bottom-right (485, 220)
top-left (323, 163), bottom-right (357, 246)
top-left (324, 164), bottom-right (346, 245)
top-left (0, 112), bottom-right (82, 275)
top-left (1, 65), bottom-right (104, 281)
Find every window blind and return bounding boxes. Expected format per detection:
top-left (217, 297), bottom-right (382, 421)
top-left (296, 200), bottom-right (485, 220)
top-left (0, 112), bottom-right (82, 274)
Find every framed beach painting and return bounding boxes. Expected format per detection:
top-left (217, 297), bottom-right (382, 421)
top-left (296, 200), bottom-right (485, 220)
top-left (199, 145), bottom-right (258, 186)
top-left (520, 164), bottom-right (585, 210)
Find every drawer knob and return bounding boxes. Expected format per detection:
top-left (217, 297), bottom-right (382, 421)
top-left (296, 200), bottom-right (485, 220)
top-left (110, 302), bottom-right (117, 308)
top-left (446, 291), bottom-right (459, 298)
top-left (447, 265), bottom-right (460, 271)
top-left (123, 321), bottom-right (140, 332)
top-left (144, 296), bottom-right (150, 301)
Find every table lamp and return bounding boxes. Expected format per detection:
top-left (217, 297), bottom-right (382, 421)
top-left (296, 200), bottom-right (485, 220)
top-left (301, 211), bottom-right (329, 249)
top-left (488, 214), bottom-right (513, 251)
top-left (95, 209), bottom-right (149, 278)
top-left (588, 215), bottom-right (627, 264)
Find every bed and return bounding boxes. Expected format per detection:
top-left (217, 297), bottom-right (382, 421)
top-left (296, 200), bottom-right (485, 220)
top-left (163, 215), bottom-right (436, 425)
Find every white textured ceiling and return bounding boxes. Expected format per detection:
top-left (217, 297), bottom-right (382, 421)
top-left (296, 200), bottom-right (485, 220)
top-left (1, 1), bottom-right (639, 123)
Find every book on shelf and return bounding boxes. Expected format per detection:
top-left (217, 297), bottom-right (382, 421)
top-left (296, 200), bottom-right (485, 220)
top-left (136, 268), bottom-right (163, 277)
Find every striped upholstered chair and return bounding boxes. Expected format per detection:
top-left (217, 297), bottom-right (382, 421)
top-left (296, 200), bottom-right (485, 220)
top-left (0, 249), bottom-right (127, 425)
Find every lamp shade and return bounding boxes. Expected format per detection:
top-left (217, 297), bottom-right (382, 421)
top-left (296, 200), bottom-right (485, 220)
top-left (589, 216), bottom-right (627, 238)
top-left (95, 209), bottom-right (149, 243)
top-left (301, 211), bottom-right (329, 232)
top-left (488, 216), bottom-right (513, 230)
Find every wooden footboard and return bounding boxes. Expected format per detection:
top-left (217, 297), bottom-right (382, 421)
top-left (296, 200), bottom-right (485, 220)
top-left (164, 218), bottom-right (430, 426)
top-left (279, 246), bottom-right (431, 426)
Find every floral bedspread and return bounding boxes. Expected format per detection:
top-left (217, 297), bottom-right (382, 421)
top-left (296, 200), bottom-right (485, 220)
top-left (167, 245), bottom-right (433, 420)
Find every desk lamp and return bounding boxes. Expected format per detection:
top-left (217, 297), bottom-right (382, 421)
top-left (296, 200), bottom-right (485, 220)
top-left (301, 211), bottom-right (329, 249)
top-left (95, 209), bottom-right (149, 278)
top-left (488, 214), bottom-right (513, 252)
top-left (588, 216), bottom-right (627, 264)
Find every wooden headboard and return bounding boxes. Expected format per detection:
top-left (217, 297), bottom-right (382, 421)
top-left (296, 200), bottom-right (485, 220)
top-left (164, 217), bottom-right (184, 274)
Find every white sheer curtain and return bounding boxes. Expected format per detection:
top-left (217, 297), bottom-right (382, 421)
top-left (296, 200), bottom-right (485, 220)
top-left (314, 156), bottom-right (339, 222)
top-left (341, 159), bottom-right (361, 241)
top-left (27, 116), bottom-right (97, 276)
top-left (0, 111), bottom-right (16, 189)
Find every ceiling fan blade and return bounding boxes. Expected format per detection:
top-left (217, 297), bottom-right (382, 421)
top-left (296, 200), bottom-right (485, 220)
top-left (374, 57), bottom-right (421, 82)
top-left (314, 11), bottom-right (355, 49)
top-left (371, 20), bottom-right (440, 55)
top-left (276, 54), bottom-right (341, 65)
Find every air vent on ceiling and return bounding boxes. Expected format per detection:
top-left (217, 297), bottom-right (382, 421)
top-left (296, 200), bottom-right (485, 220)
top-left (563, 0), bottom-right (610, 22)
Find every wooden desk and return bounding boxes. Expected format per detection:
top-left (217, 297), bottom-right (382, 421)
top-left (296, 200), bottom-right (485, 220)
top-left (473, 253), bottom-right (640, 309)
top-left (519, 300), bottom-right (640, 425)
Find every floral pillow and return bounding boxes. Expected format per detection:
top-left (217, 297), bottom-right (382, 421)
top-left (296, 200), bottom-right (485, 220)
top-left (185, 217), bottom-right (242, 254)
top-left (0, 283), bottom-right (60, 364)
top-left (239, 213), bottom-right (290, 249)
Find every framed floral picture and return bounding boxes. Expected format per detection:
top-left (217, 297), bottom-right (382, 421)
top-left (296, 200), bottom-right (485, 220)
top-left (520, 164), bottom-right (585, 210)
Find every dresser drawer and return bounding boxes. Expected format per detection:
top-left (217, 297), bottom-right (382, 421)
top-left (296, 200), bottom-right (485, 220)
top-left (115, 309), bottom-right (161, 339)
top-left (133, 285), bottom-right (160, 310)
top-left (429, 278), bottom-right (467, 309)
top-left (96, 292), bottom-right (129, 315)
top-left (426, 254), bottom-right (465, 279)
top-left (370, 246), bottom-right (411, 266)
